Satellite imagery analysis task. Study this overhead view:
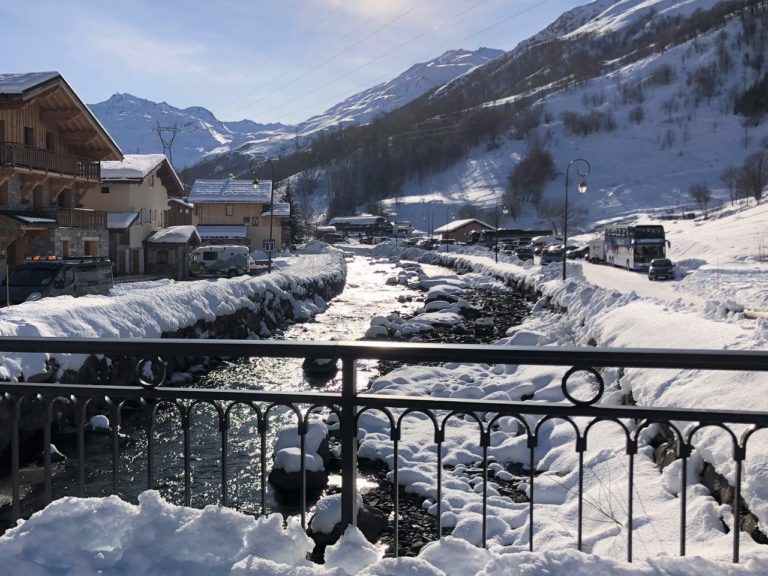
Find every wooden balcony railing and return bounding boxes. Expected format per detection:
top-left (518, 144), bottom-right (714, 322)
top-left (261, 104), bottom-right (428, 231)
top-left (57, 208), bottom-right (106, 229)
top-left (32, 207), bottom-right (107, 229)
top-left (0, 142), bottom-right (100, 181)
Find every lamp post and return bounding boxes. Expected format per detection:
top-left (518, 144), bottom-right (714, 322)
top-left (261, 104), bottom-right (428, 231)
top-left (562, 158), bottom-right (590, 281)
top-left (420, 200), bottom-right (435, 242)
top-left (250, 156), bottom-right (278, 273)
top-left (445, 205), bottom-right (455, 252)
top-left (494, 196), bottom-right (502, 262)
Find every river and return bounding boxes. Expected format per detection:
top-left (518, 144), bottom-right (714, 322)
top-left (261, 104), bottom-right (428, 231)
top-left (42, 253), bottom-right (425, 517)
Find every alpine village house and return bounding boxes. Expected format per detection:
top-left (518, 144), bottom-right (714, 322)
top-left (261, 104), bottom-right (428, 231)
top-left (0, 72), bottom-right (122, 280)
top-left (188, 178), bottom-right (290, 252)
top-left (81, 154), bottom-right (188, 276)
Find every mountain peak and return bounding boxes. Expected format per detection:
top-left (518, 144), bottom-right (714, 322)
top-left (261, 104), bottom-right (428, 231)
top-left (298, 46), bottom-right (504, 135)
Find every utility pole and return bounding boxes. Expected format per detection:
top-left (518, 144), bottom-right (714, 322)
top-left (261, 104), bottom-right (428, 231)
top-left (153, 122), bottom-right (179, 166)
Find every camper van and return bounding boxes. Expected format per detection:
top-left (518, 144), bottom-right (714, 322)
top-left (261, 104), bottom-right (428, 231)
top-left (1, 256), bottom-right (114, 305)
top-left (189, 245), bottom-right (256, 277)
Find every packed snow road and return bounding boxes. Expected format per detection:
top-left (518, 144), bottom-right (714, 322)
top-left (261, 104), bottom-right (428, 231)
top-left (570, 259), bottom-right (708, 309)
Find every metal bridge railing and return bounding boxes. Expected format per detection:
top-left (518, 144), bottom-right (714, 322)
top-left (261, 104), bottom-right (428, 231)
top-left (0, 337), bottom-right (766, 563)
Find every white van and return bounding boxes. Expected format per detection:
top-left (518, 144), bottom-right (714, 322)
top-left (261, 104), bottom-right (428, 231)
top-left (189, 245), bottom-right (256, 277)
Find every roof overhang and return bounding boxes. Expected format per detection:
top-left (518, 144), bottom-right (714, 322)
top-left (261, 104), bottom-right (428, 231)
top-left (0, 72), bottom-right (122, 161)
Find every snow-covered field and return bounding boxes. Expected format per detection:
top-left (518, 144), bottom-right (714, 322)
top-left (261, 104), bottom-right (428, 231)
top-left (2, 201), bottom-right (768, 575)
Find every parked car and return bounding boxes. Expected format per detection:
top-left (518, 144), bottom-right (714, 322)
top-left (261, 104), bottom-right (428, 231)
top-left (531, 235), bottom-right (563, 255)
top-left (417, 238), bottom-right (438, 250)
top-left (1, 256), bottom-right (114, 305)
top-left (514, 246), bottom-right (534, 261)
top-left (566, 246), bottom-right (590, 259)
top-left (323, 233), bottom-right (346, 244)
top-left (540, 245), bottom-right (565, 265)
top-left (648, 258), bottom-right (674, 280)
top-left (189, 245), bottom-right (256, 277)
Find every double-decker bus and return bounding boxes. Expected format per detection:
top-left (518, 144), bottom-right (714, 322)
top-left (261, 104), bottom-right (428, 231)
top-left (604, 224), bottom-right (668, 270)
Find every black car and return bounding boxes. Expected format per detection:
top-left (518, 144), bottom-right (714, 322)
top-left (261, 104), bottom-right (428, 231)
top-left (1, 257), bottom-right (114, 305)
top-left (648, 258), bottom-right (674, 280)
top-left (566, 246), bottom-right (590, 259)
top-left (514, 246), bottom-right (534, 261)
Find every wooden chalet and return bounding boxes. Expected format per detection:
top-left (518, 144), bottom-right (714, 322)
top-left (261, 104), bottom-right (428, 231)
top-left (0, 72), bottom-right (122, 280)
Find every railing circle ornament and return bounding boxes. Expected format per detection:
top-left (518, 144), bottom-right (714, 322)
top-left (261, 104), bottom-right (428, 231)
top-left (135, 357), bottom-right (167, 389)
top-left (561, 366), bottom-right (604, 406)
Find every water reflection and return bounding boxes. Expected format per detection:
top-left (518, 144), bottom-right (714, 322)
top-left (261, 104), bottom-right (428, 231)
top-left (48, 255), bottom-right (422, 519)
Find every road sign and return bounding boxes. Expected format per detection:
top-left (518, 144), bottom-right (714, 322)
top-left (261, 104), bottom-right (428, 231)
top-left (265, 241), bottom-right (275, 252)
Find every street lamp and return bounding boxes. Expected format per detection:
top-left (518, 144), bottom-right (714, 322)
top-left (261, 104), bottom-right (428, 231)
top-left (494, 196), bottom-right (502, 262)
top-left (562, 158), bottom-right (590, 280)
top-left (445, 205), bottom-right (455, 252)
top-left (250, 155), bottom-right (278, 273)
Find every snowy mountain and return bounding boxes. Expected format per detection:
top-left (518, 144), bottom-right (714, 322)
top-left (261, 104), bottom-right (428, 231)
top-left (88, 93), bottom-right (287, 169)
top-left (88, 48), bottom-right (502, 171)
top-left (297, 48), bottom-right (504, 135)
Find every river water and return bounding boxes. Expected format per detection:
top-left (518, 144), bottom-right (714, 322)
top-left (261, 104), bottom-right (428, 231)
top-left (43, 253), bottom-right (424, 517)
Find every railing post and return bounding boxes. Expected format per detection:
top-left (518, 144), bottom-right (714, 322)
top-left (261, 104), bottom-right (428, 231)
top-left (340, 355), bottom-right (358, 528)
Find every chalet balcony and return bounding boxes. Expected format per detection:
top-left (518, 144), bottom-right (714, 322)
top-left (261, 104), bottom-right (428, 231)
top-left (0, 142), bottom-right (100, 182)
top-left (57, 207), bottom-right (106, 228)
top-left (30, 207), bottom-right (107, 229)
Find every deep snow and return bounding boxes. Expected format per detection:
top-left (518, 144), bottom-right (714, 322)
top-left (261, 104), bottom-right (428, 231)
top-left (1, 198), bottom-right (768, 574)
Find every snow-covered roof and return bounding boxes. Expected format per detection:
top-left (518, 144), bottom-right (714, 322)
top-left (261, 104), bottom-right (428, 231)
top-left (0, 72), bottom-right (59, 94)
top-left (101, 155), bottom-right (167, 180)
top-left (261, 202), bottom-right (290, 217)
top-left (169, 197), bottom-right (194, 209)
top-left (433, 218), bottom-right (493, 234)
top-left (189, 179), bottom-right (272, 204)
top-left (15, 214), bottom-right (57, 225)
top-left (107, 212), bottom-right (140, 230)
top-left (329, 215), bottom-right (388, 226)
top-left (197, 225), bottom-right (247, 239)
top-left (146, 225), bottom-right (200, 244)
top-left (101, 154), bottom-right (185, 197)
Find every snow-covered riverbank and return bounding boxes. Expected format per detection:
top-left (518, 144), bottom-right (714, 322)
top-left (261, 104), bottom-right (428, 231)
top-left (0, 250), bottom-right (346, 381)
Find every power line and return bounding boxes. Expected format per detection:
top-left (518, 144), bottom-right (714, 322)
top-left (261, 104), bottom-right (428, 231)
top-left (459, 0), bottom-right (554, 42)
top-left (206, 0), bottom-right (355, 114)
top-left (241, 0), bottom-right (557, 122)
top-left (244, 0), bottom-right (492, 120)
top-left (217, 0), bottom-right (412, 119)
top-left (220, 0), bottom-right (431, 119)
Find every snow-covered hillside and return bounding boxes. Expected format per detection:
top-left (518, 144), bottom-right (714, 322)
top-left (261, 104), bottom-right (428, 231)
top-left (297, 48), bottom-right (504, 135)
top-left (387, 0), bottom-right (768, 234)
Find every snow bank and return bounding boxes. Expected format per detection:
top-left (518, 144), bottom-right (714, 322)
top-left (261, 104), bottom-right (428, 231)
top-left (358, 242), bottom-right (768, 564)
top-left (0, 252), bottom-right (346, 381)
top-left (2, 490), bottom-right (765, 575)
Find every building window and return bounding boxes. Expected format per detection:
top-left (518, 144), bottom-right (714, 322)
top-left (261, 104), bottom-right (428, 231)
top-left (24, 127), bottom-right (34, 147)
top-left (46, 132), bottom-right (54, 151)
top-left (83, 239), bottom-right (98, 256)
top-left (226, 204), bottom-right (233, 216)
top-left (243, 217), bottom-right (251, 226)
top-left (101, 186), bottom-right (110, 194)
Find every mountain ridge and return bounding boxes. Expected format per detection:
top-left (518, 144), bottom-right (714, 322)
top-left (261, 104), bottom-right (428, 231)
top-left (88, 47), bottom-right (504, 169)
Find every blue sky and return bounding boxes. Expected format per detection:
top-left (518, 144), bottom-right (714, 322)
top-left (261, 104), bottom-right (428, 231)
top-left (2, 0), bottom-right (586, 125)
